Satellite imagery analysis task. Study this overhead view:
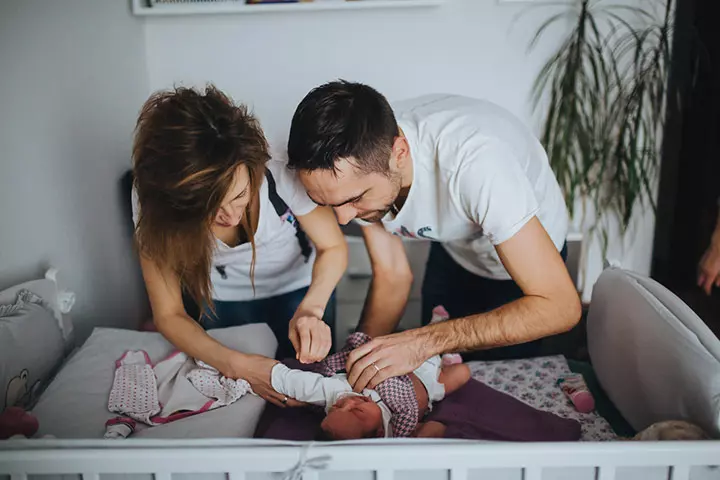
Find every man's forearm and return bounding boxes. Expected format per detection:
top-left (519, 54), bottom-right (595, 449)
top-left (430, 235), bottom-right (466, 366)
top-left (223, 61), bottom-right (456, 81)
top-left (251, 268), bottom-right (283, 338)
top-left (421, 294), bottom-right (580, 355)
top-left (359, 275), bottom-right (412, 337)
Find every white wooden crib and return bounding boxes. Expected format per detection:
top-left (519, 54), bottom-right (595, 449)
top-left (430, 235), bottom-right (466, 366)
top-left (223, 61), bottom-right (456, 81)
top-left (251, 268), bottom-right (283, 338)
top-left (2, 267), bottom-right (719, 480)
top-left (1, 437), bottom-right (719, 480)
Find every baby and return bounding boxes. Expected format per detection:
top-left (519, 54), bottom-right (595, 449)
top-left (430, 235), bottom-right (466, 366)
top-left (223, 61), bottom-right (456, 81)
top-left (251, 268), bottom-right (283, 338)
top-left (271, 332), bottom-right (470, 440)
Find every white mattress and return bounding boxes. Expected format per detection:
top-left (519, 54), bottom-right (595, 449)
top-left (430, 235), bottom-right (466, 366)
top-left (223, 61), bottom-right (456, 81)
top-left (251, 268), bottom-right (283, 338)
top-left (31, 324), bottom-right (277, 439)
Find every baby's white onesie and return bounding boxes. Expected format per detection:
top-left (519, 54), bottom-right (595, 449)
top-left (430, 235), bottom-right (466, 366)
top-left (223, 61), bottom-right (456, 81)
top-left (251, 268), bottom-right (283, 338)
top-left (270, 364), bottom-right (394, 437)
top-left (271, 356), bottom-right (446, 438)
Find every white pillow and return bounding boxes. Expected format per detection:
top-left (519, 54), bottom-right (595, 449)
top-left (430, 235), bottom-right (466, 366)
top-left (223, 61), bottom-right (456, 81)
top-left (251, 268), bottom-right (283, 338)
top-left (0, 290), bottom-right (65, 411)
top-left (32, 323), bottom-right (277, 438)
top-left (0, 276), bottom-right (72, 341)
top-left (588, 267), bottom-right (720, 437)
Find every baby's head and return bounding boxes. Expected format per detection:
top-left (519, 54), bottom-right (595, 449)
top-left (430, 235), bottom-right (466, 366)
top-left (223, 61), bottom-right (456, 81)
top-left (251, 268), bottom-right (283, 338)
top-left (320, 395), bottom-right (384, 440)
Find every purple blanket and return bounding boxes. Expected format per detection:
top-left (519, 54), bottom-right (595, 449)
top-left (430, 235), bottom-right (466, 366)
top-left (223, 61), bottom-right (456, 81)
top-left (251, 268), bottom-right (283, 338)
top-left (254, 360), bottom-right (580, 442)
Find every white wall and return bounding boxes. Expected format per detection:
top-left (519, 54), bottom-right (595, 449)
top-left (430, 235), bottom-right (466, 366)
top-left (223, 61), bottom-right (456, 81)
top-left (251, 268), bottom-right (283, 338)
top-left (0, 0), bottom-right (149, 340)
top-left (0, 0), bottom-right (653, 339)
top-left (143, 0), bottom-right (567, 145)
top-left (143, 0), bottom-right (654, 301)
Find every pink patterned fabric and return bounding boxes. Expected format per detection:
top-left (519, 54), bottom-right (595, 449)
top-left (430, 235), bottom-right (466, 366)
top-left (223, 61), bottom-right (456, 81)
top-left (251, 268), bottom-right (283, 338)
top-left (104, 417), bottom-right (137, 439)
top-left (107, 351), bottom-right (160, 424)
top-left (316, 332), bottom-right (419, 437)
top-left (106, 350), bottom-right (251, 438)
top-left (186, 360), bottom-right (251, 405)
top-left (469, 355), bottom-right (616, 441)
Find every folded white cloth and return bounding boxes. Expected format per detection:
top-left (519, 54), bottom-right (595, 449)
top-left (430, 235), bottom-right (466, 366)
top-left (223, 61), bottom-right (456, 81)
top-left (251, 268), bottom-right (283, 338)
top-left (105, 350), bottom-right (250, 438)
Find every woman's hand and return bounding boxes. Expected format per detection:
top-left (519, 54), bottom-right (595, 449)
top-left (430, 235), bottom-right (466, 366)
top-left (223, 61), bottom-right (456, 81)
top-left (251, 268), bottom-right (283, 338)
top-left (293, 206), bottom-right (347, 363)
top-left (289, 305), bottom-right (332, 364)
top-left (698, 228), bottom-right (720, 296)
top-left (223, 352), bottom-right (303, 407)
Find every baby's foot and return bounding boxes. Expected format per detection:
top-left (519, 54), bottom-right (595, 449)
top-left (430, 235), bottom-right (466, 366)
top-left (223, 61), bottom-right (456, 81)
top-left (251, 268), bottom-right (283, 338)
top-left (441, 353), bottom-right (463, 366)
top-left (430, 306), bottom-right (450, 324)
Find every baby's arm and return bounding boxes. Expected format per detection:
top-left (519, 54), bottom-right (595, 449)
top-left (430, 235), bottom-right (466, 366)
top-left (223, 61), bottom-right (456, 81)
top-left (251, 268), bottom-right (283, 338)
top-left (270, 364), bottom-right (350, 407)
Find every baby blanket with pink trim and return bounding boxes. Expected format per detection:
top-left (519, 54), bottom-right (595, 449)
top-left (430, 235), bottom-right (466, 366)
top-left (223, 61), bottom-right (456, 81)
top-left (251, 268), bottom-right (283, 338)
top-left (104, 350), bottom-right (251, 438)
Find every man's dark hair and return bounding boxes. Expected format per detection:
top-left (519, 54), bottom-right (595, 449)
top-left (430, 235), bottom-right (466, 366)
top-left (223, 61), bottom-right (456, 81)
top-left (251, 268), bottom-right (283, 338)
top-left (287, 80), bottom-right (398, 174)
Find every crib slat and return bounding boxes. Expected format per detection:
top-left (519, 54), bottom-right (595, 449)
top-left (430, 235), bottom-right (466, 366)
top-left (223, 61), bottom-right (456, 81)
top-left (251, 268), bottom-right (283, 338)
top-left (375, 470), bottom-right (394, 480)
top-left (450, 469), bottom-right (468, 480)
top-left (669, 466), bottom-right (691, 480)
top-left (523, 467), bottom-right (542, 480)
top-left (596, 466), bottom-right (616, 480)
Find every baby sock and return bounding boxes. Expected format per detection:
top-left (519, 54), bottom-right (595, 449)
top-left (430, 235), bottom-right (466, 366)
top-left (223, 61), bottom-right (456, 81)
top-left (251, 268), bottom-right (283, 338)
top-left (104, 417), bottom-right (136, 439)
top-left (430, 306), bottom-right (463, 366)
top-left (557, 374), bottom-right (595, 413)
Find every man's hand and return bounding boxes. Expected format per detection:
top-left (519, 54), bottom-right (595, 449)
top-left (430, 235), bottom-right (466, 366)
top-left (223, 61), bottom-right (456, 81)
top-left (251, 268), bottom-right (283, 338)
top-left (289, 305), bottom-right (332, 364)
top-left (698, 233), bottom-right (720, 296)
top-left (345, 329), bottom-right (432, 392)
top-left (224, 352), bottom-right (303, 408)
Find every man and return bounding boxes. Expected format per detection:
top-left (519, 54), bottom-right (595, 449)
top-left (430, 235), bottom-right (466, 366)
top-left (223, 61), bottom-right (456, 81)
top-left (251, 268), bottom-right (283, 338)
top-left (287, 81), bottom-right (581, 392)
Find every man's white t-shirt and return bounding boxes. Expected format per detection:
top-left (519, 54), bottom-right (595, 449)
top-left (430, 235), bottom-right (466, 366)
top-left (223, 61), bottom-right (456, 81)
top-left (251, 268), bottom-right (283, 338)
top-left (132, 159), bottom-right (317, 301)
top-left (367, 94), bottom-right (568, 280)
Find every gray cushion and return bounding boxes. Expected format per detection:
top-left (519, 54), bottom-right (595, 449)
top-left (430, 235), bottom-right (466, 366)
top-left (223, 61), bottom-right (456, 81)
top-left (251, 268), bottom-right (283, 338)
top-left (1, 290), bottom-right (65, 411)
top-left (0, 277), bottom-right (72, 341)
top-left (588, 267), bottom-right (720, 437)
top-left (32, 323), bottom-right (277, 438)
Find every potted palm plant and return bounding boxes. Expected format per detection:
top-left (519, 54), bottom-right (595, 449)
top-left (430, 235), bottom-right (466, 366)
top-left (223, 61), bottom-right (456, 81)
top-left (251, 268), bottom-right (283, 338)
top-left (530, 0), bottom-right (674, 291)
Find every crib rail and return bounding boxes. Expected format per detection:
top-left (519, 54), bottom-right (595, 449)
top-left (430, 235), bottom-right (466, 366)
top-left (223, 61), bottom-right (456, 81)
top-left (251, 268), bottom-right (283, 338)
top-left (1, 440), bottom-right (719, 480)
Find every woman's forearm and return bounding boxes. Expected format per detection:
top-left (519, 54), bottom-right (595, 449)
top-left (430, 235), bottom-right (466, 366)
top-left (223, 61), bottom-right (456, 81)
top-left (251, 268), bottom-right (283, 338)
top-left (359, 272), bottom-right (413, 337)
top-left (154, 313), bottom-right (246, 377)
top-left (300, 244), bottom-right (347, 313)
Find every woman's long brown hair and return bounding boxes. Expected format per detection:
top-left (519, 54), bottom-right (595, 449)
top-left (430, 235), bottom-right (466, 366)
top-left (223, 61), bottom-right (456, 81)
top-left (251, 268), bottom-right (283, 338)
top-left (132, 85), bottom-right (270, 311)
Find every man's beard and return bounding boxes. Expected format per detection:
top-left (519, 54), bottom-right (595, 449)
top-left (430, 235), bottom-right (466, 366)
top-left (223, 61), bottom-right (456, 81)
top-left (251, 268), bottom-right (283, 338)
top-left (356, 172), bottom-right (403, 223)
top-left (356, 205), bottom-right (394, 223)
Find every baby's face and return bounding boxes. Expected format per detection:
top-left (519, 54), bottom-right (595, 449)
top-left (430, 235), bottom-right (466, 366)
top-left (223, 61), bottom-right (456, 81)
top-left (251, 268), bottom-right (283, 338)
top-left (321, 395), bottom-right (383, 440)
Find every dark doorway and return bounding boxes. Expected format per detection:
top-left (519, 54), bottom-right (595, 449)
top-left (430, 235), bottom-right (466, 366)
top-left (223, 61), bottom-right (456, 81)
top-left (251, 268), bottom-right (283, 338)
top-left (652, 0), bottom-right (720, 335)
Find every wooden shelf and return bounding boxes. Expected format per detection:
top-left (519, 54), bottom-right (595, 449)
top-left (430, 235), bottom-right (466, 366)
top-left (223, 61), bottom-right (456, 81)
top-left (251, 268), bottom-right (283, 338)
top-left (132, 0), bottom-right (445, 16)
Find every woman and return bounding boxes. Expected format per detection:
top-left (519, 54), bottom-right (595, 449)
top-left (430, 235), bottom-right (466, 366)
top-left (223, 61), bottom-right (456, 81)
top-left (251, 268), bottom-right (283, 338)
top-left (132, 85), bottom-right (347, 406)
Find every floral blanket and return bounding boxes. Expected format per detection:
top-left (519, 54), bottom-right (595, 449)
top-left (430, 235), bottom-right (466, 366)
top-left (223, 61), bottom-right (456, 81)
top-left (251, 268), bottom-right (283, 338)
top-left (468, 355), bottom-right (617, 441)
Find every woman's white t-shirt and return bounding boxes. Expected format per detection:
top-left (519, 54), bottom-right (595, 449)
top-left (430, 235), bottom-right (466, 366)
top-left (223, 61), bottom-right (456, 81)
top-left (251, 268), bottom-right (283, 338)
top-left (361, 94), bottom-right (568, 281)
top-left (132, 159), bottom-right (317, 301)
